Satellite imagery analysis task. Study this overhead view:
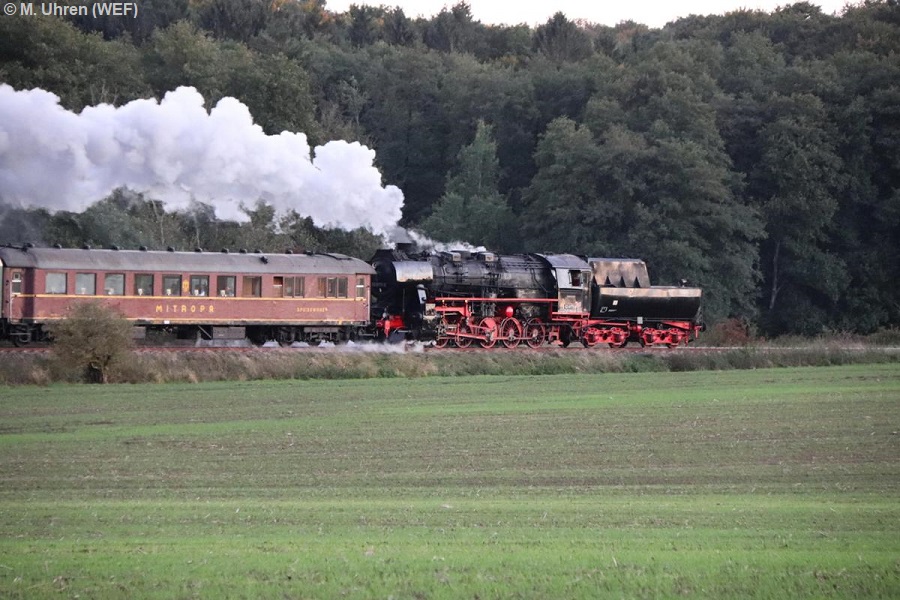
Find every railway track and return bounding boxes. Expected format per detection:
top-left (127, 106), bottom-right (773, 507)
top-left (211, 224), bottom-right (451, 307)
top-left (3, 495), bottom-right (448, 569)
top-left (2, 343), bottom-right (899, 355)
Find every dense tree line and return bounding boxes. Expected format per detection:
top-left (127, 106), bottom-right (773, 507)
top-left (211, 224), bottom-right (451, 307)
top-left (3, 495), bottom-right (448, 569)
top-left (1, 1), bottom-right (899, 335)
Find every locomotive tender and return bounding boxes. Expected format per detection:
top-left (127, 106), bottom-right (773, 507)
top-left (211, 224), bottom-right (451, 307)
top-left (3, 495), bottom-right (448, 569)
top-left (371, 247), bottom-right (703, 348)
top-left (0, 244), bottom-right (374, 346)
top-left (1, 242), bottom-right (702, 348)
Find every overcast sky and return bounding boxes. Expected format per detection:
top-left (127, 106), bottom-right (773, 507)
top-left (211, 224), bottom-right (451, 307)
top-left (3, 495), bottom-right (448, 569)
top-left (324, 1), bottom-right (853, 28)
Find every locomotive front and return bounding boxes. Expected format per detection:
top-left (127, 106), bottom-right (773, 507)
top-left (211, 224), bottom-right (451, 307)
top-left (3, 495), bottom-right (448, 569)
top-left (370, 248), bottom-right (436, 341)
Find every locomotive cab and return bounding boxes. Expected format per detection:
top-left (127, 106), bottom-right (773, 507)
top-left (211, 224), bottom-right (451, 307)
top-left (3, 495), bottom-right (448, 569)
top-left (538, 255), bottom-right (592, 315)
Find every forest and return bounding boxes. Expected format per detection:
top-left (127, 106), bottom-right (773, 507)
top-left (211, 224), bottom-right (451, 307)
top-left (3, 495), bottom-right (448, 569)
top-left (0, 0), bottom-right (898, 335)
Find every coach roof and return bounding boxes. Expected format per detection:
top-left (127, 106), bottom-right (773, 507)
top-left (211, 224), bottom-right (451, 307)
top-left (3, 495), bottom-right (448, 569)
top-left (0, 246), bottom-right (375, 275)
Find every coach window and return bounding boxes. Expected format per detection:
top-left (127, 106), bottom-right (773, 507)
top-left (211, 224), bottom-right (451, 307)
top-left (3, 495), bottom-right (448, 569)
top-left (356, 277), bottom-right (366, 298)
top-left (46, 272), bottom-right (67, 295)
top-left (286, 277), bottom-right (305, 298)
top-left (292, 277), bottom-right (306, 298)
top-left (216, 276), bottom-right (235, 297)
top-left (242, 276), bottom-right (261, 297)
top-left (134, 274), bottom-right (154, 296)
top-left (163, 275), bottom-right (181, 296)
top-left (75, 273), bottom-right (95, 295)
top-left (273, 276), bottom-right (284, 298)
top-left (11, 272), bottom-right (22, 294)
top-left (104, 273), bottom-right (125, 295)
top-left (317, 276), bottom-right (347, 298)
top-left (190, 275), bottom-right (209, 296)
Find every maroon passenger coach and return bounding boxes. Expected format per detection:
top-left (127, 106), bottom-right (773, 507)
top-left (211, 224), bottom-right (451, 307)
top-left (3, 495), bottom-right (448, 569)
top-left (0, 244), bottom-right (375, 346)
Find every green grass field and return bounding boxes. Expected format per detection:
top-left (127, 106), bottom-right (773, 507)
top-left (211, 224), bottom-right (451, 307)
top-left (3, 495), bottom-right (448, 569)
top-left (1, 364), bottom-right (898, 598)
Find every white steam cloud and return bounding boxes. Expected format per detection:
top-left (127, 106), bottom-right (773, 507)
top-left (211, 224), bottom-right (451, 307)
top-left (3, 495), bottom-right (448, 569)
top-left (403, 228), bottom-right (486, 253)
top-left (0, 85), bottom-right (404, 235)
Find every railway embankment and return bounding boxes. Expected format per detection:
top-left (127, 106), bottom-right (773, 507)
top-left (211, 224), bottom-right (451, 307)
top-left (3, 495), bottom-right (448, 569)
top-left (1, 342), bottom-right (898, 385)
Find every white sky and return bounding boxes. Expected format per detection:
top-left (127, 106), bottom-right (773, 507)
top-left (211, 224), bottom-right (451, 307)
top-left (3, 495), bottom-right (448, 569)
top-left (324, 1), bottom-right (854, 28)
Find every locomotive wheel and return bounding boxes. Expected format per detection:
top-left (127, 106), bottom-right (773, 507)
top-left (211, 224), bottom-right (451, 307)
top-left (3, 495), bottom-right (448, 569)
top-left (456, 324), bottom-right (473, 348)
top-left (500, 318), bottom-right (522, 349)
top-left (524, 320), bottom-right (545, 349)
top-left (479, 318), bottom-right (498, 349)
top-left (434, 320), bottom-right (451, 348)
top-left (608, 340), bottom-right (628, 349)
top-left (559, 327), bottom-right (572, 348)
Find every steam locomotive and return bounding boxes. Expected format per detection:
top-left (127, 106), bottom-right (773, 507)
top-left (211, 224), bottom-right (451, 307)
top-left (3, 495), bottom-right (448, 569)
top-left (1, 242), bottom-right (702, 348)
top-left (371, 246), bottom-right (703, 348)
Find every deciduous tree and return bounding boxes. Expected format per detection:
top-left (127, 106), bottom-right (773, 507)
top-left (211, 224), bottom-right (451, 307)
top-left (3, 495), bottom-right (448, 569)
top-left (532, 12), bottom-right (593, 63)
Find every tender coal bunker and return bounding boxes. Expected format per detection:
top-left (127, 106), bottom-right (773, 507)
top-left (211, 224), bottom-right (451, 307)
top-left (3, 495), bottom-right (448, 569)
top-left (588, 258), bottom-right (702, 322)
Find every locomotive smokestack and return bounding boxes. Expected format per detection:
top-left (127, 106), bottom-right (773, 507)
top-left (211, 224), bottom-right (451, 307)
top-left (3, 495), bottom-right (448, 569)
top-left (0, 85), bottom-right (404, 236)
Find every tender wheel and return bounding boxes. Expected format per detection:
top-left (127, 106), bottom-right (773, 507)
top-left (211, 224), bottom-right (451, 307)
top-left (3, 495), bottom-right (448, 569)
top-left (665, 329), bottom-right (684, 348)
top-left (606, 327), bottom-right (630, 348)
top-left (500, 318), bottom-right (522, 349)
top-left (524, 320), bottom-right (545, 349)
top-left (581, 326), bottom-right (601, 348)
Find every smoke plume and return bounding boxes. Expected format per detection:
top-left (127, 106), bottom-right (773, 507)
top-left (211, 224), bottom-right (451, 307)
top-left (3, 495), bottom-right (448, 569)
top-left (0, 85), bottom-right (404, 235)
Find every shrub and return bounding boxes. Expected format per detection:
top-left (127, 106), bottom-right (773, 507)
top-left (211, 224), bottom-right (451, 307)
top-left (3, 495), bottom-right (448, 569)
top-left (869, 327), bottom-right (900, 346)
top-left (46, 302), bottom-right (134, 383)
top-left (701, 318), bottom-right (753, 346)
